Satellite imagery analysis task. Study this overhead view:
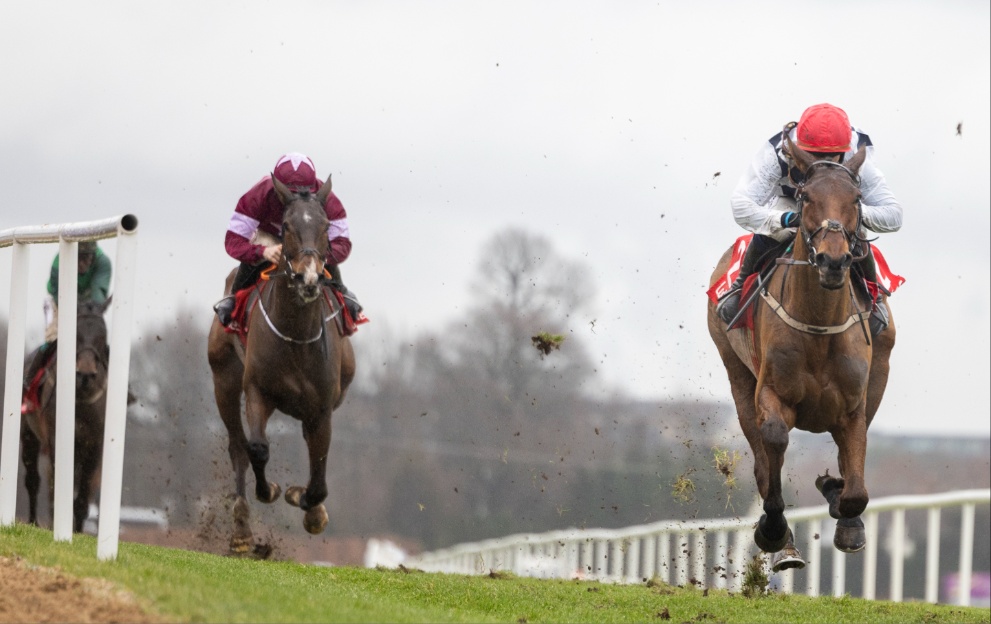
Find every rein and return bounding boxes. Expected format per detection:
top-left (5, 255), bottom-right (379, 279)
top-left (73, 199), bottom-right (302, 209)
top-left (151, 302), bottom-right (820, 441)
top-left (255, 275), bottom-right (341, 345)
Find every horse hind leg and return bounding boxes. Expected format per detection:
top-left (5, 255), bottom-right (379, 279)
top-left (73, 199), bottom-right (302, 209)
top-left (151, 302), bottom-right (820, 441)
top-left (770, 529), bottom-right (806, 572)
top-left (230, 495), bottom-right (253, 554)
top-left (21, 427), bottom-right (42, 526)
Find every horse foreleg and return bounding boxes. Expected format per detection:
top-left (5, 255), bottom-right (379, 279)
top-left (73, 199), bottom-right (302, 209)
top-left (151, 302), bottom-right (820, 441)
top-left (753, 387), bottom-right (792, 553)
top-left (293, 413), bottom-right (332, 535)
top-left (244, 388), bottom-right (280, 504)
top-left (830, 411), bottom-right (869, 519)
top-left (21, 427), bottom-right (41, 526)
top-left (819, 411), bottom-right (869, 553)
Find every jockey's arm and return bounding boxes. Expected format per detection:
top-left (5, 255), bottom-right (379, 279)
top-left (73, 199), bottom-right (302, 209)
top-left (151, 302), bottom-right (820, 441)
top-left (730, 143), bottom-right (795, 238)
top-left (857, 149), bottom-right (903, 234)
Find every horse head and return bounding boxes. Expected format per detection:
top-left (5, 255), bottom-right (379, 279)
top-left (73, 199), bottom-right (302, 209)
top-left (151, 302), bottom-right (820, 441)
top-left (272, 174), bottom-right (332, 304)
top-left (75, 298), bottom-right (111, 404)
top-left (786, 136), bottom-right (869, 290)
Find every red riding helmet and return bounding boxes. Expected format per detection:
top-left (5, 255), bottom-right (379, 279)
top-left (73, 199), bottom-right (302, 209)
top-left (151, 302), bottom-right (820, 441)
top-left (273, 153), bottom-right (317, 189)
top-left (795, 103), bottom-right (852, 153)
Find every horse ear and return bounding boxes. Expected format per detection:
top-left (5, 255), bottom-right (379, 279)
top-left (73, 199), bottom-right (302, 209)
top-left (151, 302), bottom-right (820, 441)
top-left (271, 174), bottom-right (295, 206)
top-left (846, 145), bottom-right (868, 175)
top-left (785, 135), bottom-right (817, 173)
top-left (101, 295), bottom-right (112, 314)
top-left (315, 174), bottom-right (333, 205)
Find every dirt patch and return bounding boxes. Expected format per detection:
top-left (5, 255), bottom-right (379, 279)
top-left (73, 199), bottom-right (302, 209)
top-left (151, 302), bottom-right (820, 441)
top-left (0, 556), bottom-right (165, 623)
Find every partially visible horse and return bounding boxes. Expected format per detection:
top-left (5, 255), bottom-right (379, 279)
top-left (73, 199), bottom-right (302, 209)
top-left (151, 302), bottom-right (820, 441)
top-left (707, 137), bottom-right (896, 570)
top-left (21, 298), bottom-right (112, 533)
top-left (207, 174), bottom-right (356, 554)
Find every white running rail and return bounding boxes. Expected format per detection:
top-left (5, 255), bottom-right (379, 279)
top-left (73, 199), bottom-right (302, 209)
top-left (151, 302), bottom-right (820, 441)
top-left (0, 214), bottom-right (139, 561)
top-left (407, 489), bottom-right (990, 606)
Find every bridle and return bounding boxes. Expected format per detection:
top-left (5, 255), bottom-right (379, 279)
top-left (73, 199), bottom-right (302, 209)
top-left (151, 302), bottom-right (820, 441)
top-left (793, 160), bottom-right (874, 267)
top-left (253, 199), bottom-right (337, 345)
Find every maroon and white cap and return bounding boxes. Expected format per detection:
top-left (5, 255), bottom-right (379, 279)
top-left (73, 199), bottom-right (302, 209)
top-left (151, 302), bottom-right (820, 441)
top-left (273, 153), bottom-right (317, 189)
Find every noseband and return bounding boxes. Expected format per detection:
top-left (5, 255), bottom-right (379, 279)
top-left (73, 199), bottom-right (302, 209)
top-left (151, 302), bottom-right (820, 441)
top-left (282, 246), bottom-right (324, 283)
top-left (794, 160), bottom-right (873, 266)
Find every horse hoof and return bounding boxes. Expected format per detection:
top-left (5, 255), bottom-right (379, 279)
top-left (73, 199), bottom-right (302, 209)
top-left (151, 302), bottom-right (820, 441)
top-left (771, 545), bottom-right (806, 572)
top-left (257, 481), bottom-right (281, 504)
top-left (754, 515), bottom-right (790, 553)
top-left (834, 517), bottom-right (866, 553)
top-left (229, 536), bottom-right (252, 554)
top-left (285, 486), bottom-right (305, 508)
top-left (304, 505), bottom-right (329, 535)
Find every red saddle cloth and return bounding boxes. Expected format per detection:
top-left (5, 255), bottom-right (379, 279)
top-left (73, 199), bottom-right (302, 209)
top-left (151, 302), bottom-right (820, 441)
top-left (706, 233), bottom-right (905, 330)
top-left (21, 349), bottom-right (54, 415)
top-left (224, 281), bottom-right (368, 342)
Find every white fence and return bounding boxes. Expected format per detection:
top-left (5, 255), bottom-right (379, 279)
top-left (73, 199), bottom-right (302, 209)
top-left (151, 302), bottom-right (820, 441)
top-left (407, 489), bottom-right (990, 606)
top-left (0, 214), bottom-right (138, 561)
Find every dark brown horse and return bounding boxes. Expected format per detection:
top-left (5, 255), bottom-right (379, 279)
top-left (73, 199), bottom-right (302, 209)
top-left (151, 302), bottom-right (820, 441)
top-left (207, 174), bottom-right (356, 554)
top-left (21, 298), bottom-right (112, 533)
top-left (707, 138), bottom-right (896, 569)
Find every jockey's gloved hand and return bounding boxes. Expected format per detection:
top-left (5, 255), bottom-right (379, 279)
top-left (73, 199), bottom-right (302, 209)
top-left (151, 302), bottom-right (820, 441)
top-left (781, 211), bottom-right (800, 228)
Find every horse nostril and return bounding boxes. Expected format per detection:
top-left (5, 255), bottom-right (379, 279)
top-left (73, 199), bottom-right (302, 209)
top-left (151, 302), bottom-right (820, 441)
top-left (814, 252), bottom-right (826, 267)
top-left (841, 253), bottom-right (853, 269)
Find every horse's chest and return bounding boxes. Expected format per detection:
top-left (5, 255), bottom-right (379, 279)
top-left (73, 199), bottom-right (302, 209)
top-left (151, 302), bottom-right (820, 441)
top-left (765, 345), bottom-right (870, 420)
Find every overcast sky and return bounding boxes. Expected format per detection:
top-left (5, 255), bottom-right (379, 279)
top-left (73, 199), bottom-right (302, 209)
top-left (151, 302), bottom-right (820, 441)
top-left (2, 1), bottom-right (988, 437)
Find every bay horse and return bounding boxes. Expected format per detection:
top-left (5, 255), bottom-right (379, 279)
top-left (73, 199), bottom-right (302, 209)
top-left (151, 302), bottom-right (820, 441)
top-left (21, 298), bottom-right (112, 533)
top-left (207, 174), bottom-right (356, 554)
top-left (707, 137), bottom-right (896, 570)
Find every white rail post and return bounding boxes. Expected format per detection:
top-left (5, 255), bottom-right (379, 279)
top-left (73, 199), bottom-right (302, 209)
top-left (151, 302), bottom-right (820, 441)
top-left (863, 512), bottom-right (879, 599)
top-left (0, 243), bottom-right (30, 525)
top-left (890, 508), bottom-right (906, 602)
top-left (52, 239), bottom-right (79, 541)
top-left (832, 532), bottom-right (846, 597)
top-left (957, 503), bottom-right (975, 606)
top-left (97, 223), bottom-right (138, 561)
top-left (925, 507), bottom-right (941, 603)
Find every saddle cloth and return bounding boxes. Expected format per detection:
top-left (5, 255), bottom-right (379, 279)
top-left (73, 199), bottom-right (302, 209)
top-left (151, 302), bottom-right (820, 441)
top-left (707, 233), bottom-right (905, 310)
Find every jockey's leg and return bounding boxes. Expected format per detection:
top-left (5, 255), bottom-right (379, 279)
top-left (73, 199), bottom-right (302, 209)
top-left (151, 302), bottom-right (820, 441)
top-left (214, 262), bottom-right (265, 327)
top-left (716, 233), bottom-right (778, 324)
top-left (325, 263), bottom-right (364, 320)
top-left (22, 344), bottom-right (52, 392)
top-left (855, 246), bottom-right (889, 336)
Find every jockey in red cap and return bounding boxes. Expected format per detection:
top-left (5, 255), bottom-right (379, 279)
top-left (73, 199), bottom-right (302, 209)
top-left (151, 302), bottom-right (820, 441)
top-left (213, 152), bottom-right (364, 326)
top-left (715, 104), bottom-right (903, 335)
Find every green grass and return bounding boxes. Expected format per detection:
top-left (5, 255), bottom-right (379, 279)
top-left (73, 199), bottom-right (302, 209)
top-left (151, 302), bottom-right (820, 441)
top-left (2, 523), bottom-right (989, 623)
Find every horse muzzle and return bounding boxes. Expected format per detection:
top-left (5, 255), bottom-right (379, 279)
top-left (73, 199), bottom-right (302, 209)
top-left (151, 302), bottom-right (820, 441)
top-left (815, 252), bottom-right (852, 290)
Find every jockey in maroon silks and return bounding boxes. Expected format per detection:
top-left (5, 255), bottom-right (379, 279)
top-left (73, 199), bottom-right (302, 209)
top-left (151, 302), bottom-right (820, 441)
top-left (213, 152), bottom-right (364, 326)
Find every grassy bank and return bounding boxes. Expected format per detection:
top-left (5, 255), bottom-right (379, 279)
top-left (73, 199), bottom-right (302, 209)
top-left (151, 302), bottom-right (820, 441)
top-left (1, 524), bottom-right (988, 623)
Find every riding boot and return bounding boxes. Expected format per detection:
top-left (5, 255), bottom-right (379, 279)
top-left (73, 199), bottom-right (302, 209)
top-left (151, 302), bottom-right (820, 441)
top-left (326, 263), bottom-right (364, 321)
top-left (213, 262), bottom-right (263, 327)
top-left (716, 234), bottom-right (777, 324)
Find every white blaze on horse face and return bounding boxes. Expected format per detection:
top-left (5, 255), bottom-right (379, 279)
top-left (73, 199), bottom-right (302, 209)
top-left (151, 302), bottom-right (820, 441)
top-left (304, 257), bottom-right (320, 287)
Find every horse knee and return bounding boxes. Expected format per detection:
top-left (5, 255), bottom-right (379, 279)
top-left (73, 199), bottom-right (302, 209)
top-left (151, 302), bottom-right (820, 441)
top-left (247, 441), bottom-right (269, 465)
top-left (760, 418), bottom-right (789, 454)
